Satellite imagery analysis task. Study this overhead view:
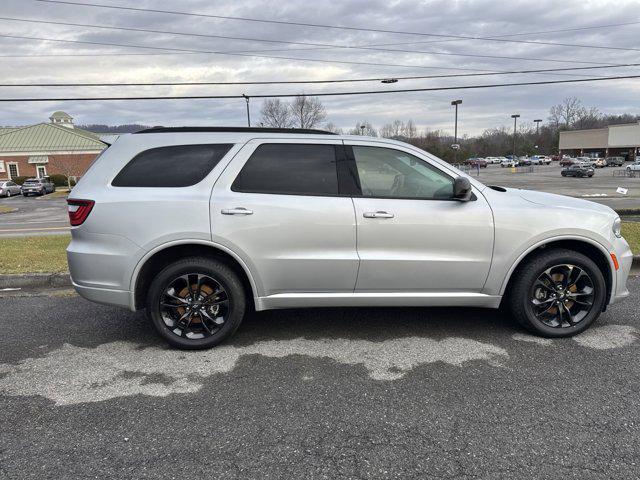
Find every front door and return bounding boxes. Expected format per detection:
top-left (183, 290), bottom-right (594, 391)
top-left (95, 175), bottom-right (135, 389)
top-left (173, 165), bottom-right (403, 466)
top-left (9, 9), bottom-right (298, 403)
top-left (210, 139), bottom-right (359, 297)
top-left (347, 142), bottom-right (494, 293)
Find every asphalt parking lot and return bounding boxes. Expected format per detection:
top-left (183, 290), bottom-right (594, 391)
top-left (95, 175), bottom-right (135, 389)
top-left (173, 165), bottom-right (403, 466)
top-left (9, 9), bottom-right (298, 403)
top-left (1, 277), bottom-right (639, 479)
top-left (0, 194), bottom-right (69, 237)
top-left (469, 163), bottom-right (640, 210)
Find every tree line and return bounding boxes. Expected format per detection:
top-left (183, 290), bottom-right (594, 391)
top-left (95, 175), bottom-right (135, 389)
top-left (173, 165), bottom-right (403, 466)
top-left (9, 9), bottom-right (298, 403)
top-left (259, 95), bottom-right (639, 163)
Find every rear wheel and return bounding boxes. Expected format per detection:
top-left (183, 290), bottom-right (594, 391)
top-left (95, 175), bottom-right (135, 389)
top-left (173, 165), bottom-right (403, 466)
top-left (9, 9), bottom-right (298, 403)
top-left (6, 191), bottom-right (10, 198)
top-left (508, 248), bottom-right (606, 337)
top-left (146, 257), bottom-right (246, 349)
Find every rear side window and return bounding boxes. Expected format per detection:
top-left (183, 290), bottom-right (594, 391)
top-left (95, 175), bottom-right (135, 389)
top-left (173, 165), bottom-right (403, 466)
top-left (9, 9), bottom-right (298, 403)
top-left (112, 144), bottom-right (232, 187)
top-left (231, 144), bottom-right (339, 195)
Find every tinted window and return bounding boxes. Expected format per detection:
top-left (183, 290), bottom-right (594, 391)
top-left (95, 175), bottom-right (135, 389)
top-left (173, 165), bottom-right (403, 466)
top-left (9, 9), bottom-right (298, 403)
top-left (232, 144), bottom-right (339, 196)
top-left (112, 144), bottom-right (232, 187)
top-left (352, 146), bottom-right (454, 200)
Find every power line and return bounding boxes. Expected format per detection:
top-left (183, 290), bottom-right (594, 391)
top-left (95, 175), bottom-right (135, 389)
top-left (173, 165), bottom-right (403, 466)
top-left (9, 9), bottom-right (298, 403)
top-left (0, 33), bottom-right (618, 80)
top-left (3, 64), bottom-right (640, 87)
top-left (31, 0), bottom-right (640, 52)
top-left (0, 16), bottom-right (626, 66)
top-left (1, 74), bottom-right (638, 102)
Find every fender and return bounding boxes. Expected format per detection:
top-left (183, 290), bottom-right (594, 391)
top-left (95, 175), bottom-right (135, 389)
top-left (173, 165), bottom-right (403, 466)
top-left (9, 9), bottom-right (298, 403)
top-left (127, 238), bottom-right (261, 311)
top-left (498, 234), bottom-right (615, 297)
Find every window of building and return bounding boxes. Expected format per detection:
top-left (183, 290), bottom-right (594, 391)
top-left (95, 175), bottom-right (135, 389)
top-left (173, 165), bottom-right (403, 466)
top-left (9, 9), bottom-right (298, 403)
top-left (352, 146), bottom-right (454, 200)
top-left (232, 144), bottom-right (339, 196)
top-left (8, 163), bottom-right (19, 179)
top-left (112, 144), bottom-right (233, 187)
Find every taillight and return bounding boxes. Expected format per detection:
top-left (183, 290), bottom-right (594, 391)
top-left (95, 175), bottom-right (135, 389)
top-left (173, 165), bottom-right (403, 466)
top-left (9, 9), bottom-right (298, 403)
top-left (67, 199), bottom-right (95, 226)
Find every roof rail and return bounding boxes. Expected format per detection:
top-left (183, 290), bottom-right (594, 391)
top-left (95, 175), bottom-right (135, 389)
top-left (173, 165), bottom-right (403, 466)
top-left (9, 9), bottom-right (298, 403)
top-left (134, 126), bottom-right (337, 135)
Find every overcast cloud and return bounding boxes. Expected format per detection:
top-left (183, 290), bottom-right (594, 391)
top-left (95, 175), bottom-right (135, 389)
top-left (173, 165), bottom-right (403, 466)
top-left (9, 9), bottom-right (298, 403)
top-left (1, 0), bottom-right (639, 135)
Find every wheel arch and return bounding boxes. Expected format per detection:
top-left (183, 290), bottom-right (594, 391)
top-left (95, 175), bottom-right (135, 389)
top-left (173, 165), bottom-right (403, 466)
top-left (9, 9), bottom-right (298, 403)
top-left (500, 236), bottom-right (614, 307)
top-left (131, 240), bottom-right (259, 311)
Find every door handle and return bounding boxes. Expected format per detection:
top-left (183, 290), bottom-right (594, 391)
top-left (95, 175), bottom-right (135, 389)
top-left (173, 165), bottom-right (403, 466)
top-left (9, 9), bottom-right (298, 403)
top-left (221, 207), bottom-right (253, 216)
top-left (363, 211), bottom-right (394, 219)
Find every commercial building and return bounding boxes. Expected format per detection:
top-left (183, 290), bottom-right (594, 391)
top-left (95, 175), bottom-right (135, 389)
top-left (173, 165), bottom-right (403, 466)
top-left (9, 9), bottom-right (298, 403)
top-left (0, 112), bottom-right (108, 181)
top-left (559, 121), bottom-right (640, 160)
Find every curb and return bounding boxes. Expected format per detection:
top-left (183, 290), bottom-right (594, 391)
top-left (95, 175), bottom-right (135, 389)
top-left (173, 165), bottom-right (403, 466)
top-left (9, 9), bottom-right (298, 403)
top-left (0, 273), bottom-right (71, 289)
top-left (1, 256), bottom-right (640, 290)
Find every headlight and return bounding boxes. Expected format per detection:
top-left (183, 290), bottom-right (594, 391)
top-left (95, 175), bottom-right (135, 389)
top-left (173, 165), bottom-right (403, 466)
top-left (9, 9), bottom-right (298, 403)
top-left (613, 217), bottom-right (622, 238)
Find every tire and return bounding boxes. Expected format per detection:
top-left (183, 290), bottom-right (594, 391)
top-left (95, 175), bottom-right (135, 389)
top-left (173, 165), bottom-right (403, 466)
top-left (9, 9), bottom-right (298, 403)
top-left (508, 248), bottom-right (606, 337)
top-left (146, 256), bottom-right (246, 349)
top-left (6, 191), bottom-right (10, 198)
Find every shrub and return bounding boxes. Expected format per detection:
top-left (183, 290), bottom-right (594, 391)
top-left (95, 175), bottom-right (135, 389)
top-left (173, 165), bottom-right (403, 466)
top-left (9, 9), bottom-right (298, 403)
top-left (11, 176), bottom-right (29, 185)
top-left (48, 174), bottom-right (77, 187)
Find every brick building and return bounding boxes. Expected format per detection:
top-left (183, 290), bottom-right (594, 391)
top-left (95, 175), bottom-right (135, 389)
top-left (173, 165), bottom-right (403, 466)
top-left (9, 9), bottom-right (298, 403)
top-left (0, 112), bottom-right (108, 181)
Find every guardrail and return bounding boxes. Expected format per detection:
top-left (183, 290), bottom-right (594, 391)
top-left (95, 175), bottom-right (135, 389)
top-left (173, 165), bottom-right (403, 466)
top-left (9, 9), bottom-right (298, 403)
top-left (613, 170), bottom-right (640, 178)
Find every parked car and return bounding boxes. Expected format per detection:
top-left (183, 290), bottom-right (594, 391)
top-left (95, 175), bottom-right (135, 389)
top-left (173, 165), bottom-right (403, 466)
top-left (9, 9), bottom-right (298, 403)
top-left (606, 156), bottom-right (624, 167)
top-left (465, 157), bottom-right (488, 168)
top-left (559, 157), bottom-right (576, 167)
top-left (561, 164), bottom-right (595, 177)
top-left (21, 177), bottom-right (56, 196)
top-left (576, 157), bottom-right (597, 168)
top-left (500, 158), bottom-right (518, 168)
top-left (550, 155), bottom-right (561, 161)
top-left (626, 161), bottom-right (640, 172)
top-left (484, 156), bottom-right (502, 164)
top-left (66, 126), bottom-right (633, 349)
top-left (0, 180), bottom-right (22, 197)
top-left (530, 156), bottom-right (551, 165)
top-left (593, 158), bottom-right (607, 168)
top-left (517, 156), bottom-right (532, 166)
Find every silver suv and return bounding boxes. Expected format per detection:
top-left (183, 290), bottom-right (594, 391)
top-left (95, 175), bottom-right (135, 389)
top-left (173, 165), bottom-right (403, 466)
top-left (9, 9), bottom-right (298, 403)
top-left (67, 127), bottom-right (633, 349)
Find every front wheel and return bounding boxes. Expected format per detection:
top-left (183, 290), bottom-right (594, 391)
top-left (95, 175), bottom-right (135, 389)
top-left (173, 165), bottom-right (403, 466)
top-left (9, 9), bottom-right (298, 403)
top-left (146, 257), bottom-right (247, 349)
top-left (508, 248), bottom-right (606, 337)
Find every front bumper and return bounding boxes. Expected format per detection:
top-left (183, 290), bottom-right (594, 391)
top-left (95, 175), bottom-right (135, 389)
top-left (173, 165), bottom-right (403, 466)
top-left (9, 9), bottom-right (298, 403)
top-left (610, 236), bottom-right (633, 305)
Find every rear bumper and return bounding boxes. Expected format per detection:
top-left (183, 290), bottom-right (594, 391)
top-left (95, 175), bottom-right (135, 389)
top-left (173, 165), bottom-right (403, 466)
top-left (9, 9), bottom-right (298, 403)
top-left (72, 278), bottom-right (132, 310)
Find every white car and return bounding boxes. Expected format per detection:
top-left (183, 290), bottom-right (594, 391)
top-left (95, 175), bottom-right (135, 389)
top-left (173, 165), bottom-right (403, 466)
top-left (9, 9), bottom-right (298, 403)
top-left (501, 158), bottom-right (518, 168)
top-left (626, 161), bottom-right (640, 171)
top-left (530, 156), bottom-right (551, 165)
top-left (65, 126), bottom-right (633, 348)
top-left (0, 180), bottom-right (22, 197)
top-left (484, 156), bottom-right (502, 164)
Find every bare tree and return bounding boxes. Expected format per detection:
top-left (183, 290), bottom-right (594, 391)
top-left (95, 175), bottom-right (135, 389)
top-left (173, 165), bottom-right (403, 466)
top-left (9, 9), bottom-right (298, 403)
top-left (289, 96), bottom-right (327, 128)
top-left (349, 121), bottom-right (377, 137)
top-left (49, 154), bottom-right (83, 190)
top-left (575, 106), bottom-right (602, 129)
top-left (260, 99), bottom-right (293, 128)
top-left (549, 97), bottom-right (583, 129)
top-left (380, 119), bottom-right (417, 139)
top-left (324, 122), bottom-right (343, 134)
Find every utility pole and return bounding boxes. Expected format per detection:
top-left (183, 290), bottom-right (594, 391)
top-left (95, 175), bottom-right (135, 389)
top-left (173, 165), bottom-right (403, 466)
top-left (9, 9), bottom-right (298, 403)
top-left (451, 99), bottom-right (462, 163)
top-left (360, 124), bottom-right (365, 135)
top-left (511, 114), bottom-right (520, 158)
top-left (242, 94), bottom-right (251, 127)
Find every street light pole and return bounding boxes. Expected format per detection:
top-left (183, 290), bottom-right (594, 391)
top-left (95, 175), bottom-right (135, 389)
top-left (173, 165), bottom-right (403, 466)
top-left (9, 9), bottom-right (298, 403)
top-left (534, 119), bottom-right (542, 136)
top-left (511, 114), bottom-right (520, 158)
top-left (451, 99), bottom-right (462, 163)
top-left (242, 94), bottom-right (251, 127)
top-left (360, 124), bottom-right (365, 136)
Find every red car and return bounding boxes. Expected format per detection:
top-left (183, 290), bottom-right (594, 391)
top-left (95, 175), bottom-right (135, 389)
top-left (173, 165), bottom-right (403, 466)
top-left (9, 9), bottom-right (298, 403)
top-left (465, 157), bottom-right (488, 168)
top-left (559, 158), bottom-right (576, 167)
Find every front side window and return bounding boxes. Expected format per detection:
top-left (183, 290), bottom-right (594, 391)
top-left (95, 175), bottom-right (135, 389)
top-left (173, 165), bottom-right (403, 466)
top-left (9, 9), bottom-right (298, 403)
top-left (112, 144), bottom-right (233, 187)
top-left (352, 146), bottom-right (454, 200)
top-left (232, 144), bottom-right (339, 196)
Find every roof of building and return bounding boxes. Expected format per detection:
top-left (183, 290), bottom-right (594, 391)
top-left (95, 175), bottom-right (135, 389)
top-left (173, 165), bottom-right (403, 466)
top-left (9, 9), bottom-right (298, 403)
top-left (0, 123), bottom-right (108, 153)
top-left (50, 111), bottom-right (73, 120)
top-left (0, 127), bottom-right (18, 136)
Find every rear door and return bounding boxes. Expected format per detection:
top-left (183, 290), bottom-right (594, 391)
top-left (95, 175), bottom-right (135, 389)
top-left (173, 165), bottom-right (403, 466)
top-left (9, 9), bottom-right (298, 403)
top-left (345, 141), bottom-right (494, 293)
top-left (210, 138), bottom-right (359, 296)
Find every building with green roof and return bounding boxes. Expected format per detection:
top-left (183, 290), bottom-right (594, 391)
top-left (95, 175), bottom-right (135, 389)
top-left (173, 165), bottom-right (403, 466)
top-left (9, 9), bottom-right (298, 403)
top-left (0, 112), bottom-right (108, 181)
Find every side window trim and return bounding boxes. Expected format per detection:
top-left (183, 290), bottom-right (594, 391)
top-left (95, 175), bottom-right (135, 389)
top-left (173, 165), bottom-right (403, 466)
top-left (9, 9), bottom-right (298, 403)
top-left (343, 144), bottom-right (464, 202)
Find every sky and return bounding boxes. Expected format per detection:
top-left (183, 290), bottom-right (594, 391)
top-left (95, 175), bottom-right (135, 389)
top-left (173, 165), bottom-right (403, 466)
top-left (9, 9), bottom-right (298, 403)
top-left (1, 0), bottom-right (639, 136)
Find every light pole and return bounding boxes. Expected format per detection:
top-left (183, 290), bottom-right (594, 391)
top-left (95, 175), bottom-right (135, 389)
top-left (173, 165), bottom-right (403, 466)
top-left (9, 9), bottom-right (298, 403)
top-left (534, 119), bottom-right (542, 136)
top-left (451, 100), bottom-right (462, 162)
top-left (360, 124), bottom-right (365, 135)
top-left (511, 114), bottom-right (520, 158)
top-left (242, 94), bottom-right (251, 127)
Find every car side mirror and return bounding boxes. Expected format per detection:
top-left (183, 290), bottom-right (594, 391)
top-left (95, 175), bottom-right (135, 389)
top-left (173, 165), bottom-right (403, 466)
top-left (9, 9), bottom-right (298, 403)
top-left (453, 176), bottom-right (473, 201)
